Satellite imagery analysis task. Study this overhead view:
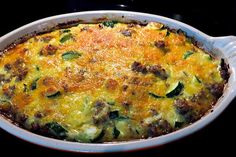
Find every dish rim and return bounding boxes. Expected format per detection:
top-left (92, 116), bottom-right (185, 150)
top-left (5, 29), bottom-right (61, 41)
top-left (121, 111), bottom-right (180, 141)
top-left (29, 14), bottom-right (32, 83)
top-left (0, 10), bottom-right (236, 153)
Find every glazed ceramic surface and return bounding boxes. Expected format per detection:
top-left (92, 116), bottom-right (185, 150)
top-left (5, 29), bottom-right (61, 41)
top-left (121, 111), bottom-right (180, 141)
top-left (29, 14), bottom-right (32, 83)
top-left (0, 11), bottom-right (236, 153)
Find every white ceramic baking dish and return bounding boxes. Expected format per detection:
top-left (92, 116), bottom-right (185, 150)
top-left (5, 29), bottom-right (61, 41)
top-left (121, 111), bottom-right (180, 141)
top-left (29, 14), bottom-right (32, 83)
top-left (0, 11), bottom-right (236, 153)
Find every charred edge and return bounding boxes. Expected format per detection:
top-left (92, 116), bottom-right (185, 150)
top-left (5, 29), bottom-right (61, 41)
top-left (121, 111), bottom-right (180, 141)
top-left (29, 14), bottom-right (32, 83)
top-left (220, 58), bottom-right (230, 82)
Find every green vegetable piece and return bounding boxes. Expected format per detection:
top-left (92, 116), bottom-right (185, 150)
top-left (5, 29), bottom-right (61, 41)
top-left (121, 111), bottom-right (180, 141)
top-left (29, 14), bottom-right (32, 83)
top-left (109, 111), bottom-right (119, 119)
top-left (166, 82), bottom-right (184, 98)
top-left (149, 92), bottom-right (164, 98)
top-left (183, 71), bottom-right (188, 76)
top-left (113, 127), bottom-right (120, 139)
top-left (91, 129), bottom-right (105, 143)
top-left (107, 100), bottom-right (115, 106)
top-left (166, 31), bottom-right (170, 36)
top-left (183, 51), bottom-right (194, 59)
top-left (45, 122), bottom-right (68, 139)
top-left (60, 33), bottom-right (72, 43)
top-left (194, 76), bottom-right (201, 83)
top-left (115, 116), bottom-right (129, 121)
top-left (23, 84), bottom-right (28, 92)
top-left (62, 51), bottom-right (81, 61)
top-left (102, 21), bottom-right (118, 28)
top-left (46, 91), bottom-right (61, 98)
top-left (62, 29), bottom-right (71, 33)
top-left (175, 121), bottom-right (184, 128)
top-left (0, 98), bottom-right (12, 106)
top-left (75, 125), bottom-right (104, 143)
top-left (36, 66), bottom-right (40, 71)
top-left (31, 78), bottom-right (40, 90)
top-left (207, 55), bottom-right (213, 61)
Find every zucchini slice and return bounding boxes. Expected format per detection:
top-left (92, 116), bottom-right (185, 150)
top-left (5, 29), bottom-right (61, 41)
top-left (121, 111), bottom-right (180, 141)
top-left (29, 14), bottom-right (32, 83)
top-left (75, 124), bottom-right (103, 143)
top-left (183, 51), bottom-right (194, 59)
top-left (62, 51), bottom-right (81, 60)
top-left (45, 122), bottom-right (68, 139)
top-left (148, 92), bottom-right (164, 99)
top-left (166, 82), bottom-right (184, 98)
top-left (60, 33), bottom-right (73, 43)
top-left (46, 91), bottom-right (61, 98)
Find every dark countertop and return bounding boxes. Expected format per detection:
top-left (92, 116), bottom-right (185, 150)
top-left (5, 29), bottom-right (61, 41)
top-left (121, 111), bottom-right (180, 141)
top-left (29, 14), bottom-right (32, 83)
top-left (0, 0), bottom-right (235, 156)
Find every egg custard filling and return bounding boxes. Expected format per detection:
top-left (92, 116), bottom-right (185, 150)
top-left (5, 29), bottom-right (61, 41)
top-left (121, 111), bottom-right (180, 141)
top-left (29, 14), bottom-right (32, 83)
top-left (0, 21), bottom-right (229, 143)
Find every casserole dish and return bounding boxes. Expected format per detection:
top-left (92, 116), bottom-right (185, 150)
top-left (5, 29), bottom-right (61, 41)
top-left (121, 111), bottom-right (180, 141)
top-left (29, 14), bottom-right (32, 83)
top-left (0, 10), bottom-right (236, 153)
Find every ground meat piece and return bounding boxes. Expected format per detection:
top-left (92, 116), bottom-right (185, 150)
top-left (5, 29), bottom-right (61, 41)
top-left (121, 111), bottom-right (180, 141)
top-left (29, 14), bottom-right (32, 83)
top-left (2, 60), bottom-right (28, 82)
top-left (3, 85), bottom-right (16, 98)
top-left (127, 23), bottom-right (136, 28)
top-left (105, 79), bottom-right (118, 90)
top-left (128, 77), bottom-right (152, 86)
top-left (154, 41), bottom-right (165, 49)
top-left (11, 59), bottom-right (28, 81)
top-left (174, 99), bottom-right (192, 115)
top-left (4, 63), bottom-right (12, 71)
top-left (0, 74), bottom-right (5, 83)
top-left (150, 109), bottom-right (158, 116)
top-left (31, 122), bottom-right (41, 132)
top-left (16, 113), bottom-right (28, 123)
top-left (131, 61), bottom-right (147, 74)
top-left (0, 99), bottom-right (13, 113)
top-left (147, 119), bottom-right (172, 137)
top-left (220, 59), bottom-right (229, 81)
top-left (98, 24), bottom-right (104, 29)
top-left (42, 77), bottom-right (55, 86)
top-left (80, 26), bottom-right (89, 32)
top-left (16, 68), bottom-right (28, 81)
top-left (129, 77), bottom-right (141, 85)
top-left (191, 90), bottom-right (207, 104)
top-left (154, 41), bottom-right (169, 53)
top-left (120, 29), bottom-right (134, 37)
top-left (122, 85), bottom-right (128, 91)
top-left (207, 83), bottom-right (224, 98)
top-left (34, 111), bottom-right (45, 118)
top-left (174, 99), bottom-right (199, 123)
top-left (40, 36), bottom-right (53, 42)
top-left (93, 101), bottom-right (110, 124)
top-left (121, 101), bottom-right (131, 110)
top-left (13, 58), bottom-right (24, 67)
top-left (147, 65), bottom-right (168, 80)
top-left (40, 45), bottom-right (58, 56)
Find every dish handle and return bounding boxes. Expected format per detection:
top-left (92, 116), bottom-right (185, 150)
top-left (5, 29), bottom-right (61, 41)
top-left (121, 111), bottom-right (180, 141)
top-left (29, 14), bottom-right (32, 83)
top-left (211, 36), bottom-right (236, 95)
top-left (210, 36), bottom-right (236, 61)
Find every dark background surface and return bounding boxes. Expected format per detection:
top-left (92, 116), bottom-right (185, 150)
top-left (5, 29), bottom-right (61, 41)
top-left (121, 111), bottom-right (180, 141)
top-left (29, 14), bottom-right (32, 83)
top-left (0, 0), bottom-right (235, 156)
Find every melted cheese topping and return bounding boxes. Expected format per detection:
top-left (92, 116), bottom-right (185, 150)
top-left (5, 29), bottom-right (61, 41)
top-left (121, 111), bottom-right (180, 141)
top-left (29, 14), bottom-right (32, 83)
top-left (0, 22), bottom-right (224, 142)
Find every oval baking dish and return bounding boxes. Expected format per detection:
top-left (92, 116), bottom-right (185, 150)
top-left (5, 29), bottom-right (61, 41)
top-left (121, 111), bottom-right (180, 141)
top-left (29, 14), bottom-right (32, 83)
top-left (0, 11), bottom-right (236, 153)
